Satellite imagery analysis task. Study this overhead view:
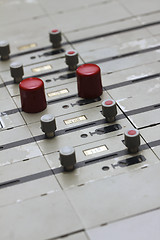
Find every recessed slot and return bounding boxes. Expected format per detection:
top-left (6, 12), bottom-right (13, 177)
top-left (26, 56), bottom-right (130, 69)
top-left (90, 124), bottom-right (122, 136)
top-left (85, 153), bottom-right (118, 165)
top-left (154, 104), bottom-right (160, 109)
top-left (0, 179), bottom-right (20, 188)
top-left (43, 49), bottom-right (64, 56)
top-left (59, 72), bottom-right (76, 80)
top-left (112, 155), bottom-right (146, 169)
top-left (65, 122), bottom-right (95, 133)
top-left (71, 97), bottom-right (101, 107)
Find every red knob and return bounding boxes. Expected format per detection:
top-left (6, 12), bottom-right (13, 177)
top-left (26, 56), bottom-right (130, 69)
top-left (76, 64), bottom-right (102, 99)
top-left (19, 77), bottom-right (47, 113)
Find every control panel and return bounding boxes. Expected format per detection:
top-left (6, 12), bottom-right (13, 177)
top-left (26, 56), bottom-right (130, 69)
top-left (0, 0), bottom-right (160, 239)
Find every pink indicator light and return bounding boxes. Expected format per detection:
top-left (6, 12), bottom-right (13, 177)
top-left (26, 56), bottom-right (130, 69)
top-left (128, 130), bottom-right (137, 135)
top-left (68, 51), bottom-right (75, 55)
top-left (105, 100), bottom-right (113, 105)
top-left (52, 29), bottom-right (59, 33)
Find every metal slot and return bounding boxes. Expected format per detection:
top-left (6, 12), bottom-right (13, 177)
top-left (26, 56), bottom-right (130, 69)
top-left (71, 21), bottom-right (160, 45)
top-left (131, 74), bottom-right (160, 83)
top-left (47, 94), bottom-right (77, 105)
top-left (57, 72), bottom-right (76, 80)
top-left (92, 45), bottom-right (160, 65)
top-left (90, 124), bottom-right (122, 136)
top-left (65, 122), bottom-right (96, 133)
top-left (112, 155), bottom-right (146, 169)
top-left (154, 104), bottom-right (160, 109)
top-left (71, 97), bottom-right (101, 107)
top-left (0, 179), bottom-right (20, 189)
top-left (41, 48), bottom-right (64, 57)
top-left (85, 153), bottom-right (118, 165)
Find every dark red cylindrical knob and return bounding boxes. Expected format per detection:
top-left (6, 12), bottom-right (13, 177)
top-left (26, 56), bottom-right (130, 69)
top-left (76, 64), bottom-right (103, 99)
top-left (19, 77), bottom-right (47, 113)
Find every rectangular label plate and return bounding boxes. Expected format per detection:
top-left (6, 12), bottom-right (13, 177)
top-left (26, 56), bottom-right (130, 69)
top-left (47, 89), bottom-right (69, 97)
top-left (18, 43), bottom-right (37, 51)
top-left (64, 115), bottom-right (87, 125)
top-left (32, 65), bottom-right (52, 73)
top-left (83, 145), bottom-right (108, 156)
